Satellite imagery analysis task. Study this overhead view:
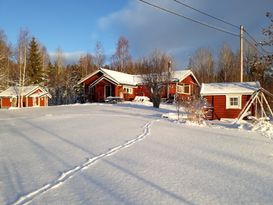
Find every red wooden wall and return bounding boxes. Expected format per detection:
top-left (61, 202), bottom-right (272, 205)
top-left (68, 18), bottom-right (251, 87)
top-left (204, 95), bottom-right (251, 120)
top-left (1, 97), bottom-right (12, 108)
top-left (81, 72), bottom-right (199, 102)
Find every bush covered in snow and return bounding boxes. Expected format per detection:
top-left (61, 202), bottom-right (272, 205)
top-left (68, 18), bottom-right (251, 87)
top-left (133, 96), bottom-right (150, 102)
top-left (176, 96), bottom-right (206, 123)
top-left (250, 119), bottom-right (273, 139)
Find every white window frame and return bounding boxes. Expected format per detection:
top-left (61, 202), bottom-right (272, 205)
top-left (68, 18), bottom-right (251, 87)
top-left (226, 95), bottom-right (242, 109)
top-left (176, 84), bottom-right (191, 94)
top-left (123, 86), bottom-right (133, 94)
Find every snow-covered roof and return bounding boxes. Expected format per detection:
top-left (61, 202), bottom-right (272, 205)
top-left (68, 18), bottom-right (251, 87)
top-left (78, 68), bottom-right (142, 86)
top-left (78, 68), bottom-right (197, 86)
top-left (0, 85), bottom-right (51, 98)
top-left (100, 68), bottom-right (142, 85)
top-left (171, 70), bottom-right (200, 85)
top-left (200, 82), bottom-right (261, 96)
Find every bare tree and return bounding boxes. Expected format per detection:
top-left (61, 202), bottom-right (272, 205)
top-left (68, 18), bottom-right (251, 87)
top-left (55, 47), bottom-right (64, 75)
top-left (217, 43), bottom-right (239, 82)
top-left (78, 53), bottom-right (96, 76)
top-left (189, 47), bottom-right (215, 83)
top-left (47, 48), bottom-right (65, 105)
top-left (111, 36), bottom-right (132, 72)
top-left (93, 41), bottom-right (105, 68)
top-left (260, 12), bottom-right (273, 48)
top-left (139, 50), bottom-right (172, 108)
top-left (244, 43), bottom-right (258, 82)
top-left (41, 45), bottom-right (50, 85)
top-left (0, 30), bottom-right (11, 91)
top-left (247, 12), bottom-right (273, 99)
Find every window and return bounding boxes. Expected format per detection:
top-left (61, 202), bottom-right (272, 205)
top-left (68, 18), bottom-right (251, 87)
top-left (226, 95), bottom-right (241, 109)
top-left (230, 97), bottom-right (239, 106)
top-left (123, 86), bottom-right (133, 94)
top-left (177, 84), bottom-right (191, 94)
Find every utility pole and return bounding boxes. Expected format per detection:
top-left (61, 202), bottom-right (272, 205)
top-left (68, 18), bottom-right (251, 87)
top-left (167, 60), bottom-right (171, 100)
top-left (240, 25), bottom-right (244, 82)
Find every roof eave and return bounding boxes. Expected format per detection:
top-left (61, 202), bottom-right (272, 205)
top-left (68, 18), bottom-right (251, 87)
top-left (77, 69), bottom-right (101, 84)
top-left (201, 92), bottom-right (256, 96)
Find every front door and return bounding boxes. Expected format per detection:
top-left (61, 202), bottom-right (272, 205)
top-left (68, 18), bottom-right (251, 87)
top-left (33, 97), bottom-right (37, 106)
top-left (105, 85), bottom-right (112, 98)
top-left (88, 86), bottom-right (96, 102)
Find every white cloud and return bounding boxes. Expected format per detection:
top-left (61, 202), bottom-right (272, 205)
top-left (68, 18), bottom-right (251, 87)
top-left (98, 0), bottom-right (271, 69)
top-left (49, 51), bottom-right (87, 65)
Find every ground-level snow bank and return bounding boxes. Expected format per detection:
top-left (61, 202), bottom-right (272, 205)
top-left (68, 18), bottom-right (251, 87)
top-left (240, 119), bottom-right (273, 139)
top-left (162, 111), bottom-right (273, 139)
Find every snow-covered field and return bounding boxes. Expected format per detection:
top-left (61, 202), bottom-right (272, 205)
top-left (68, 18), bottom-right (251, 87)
top-left (1, 103), bottom-right (273, 205)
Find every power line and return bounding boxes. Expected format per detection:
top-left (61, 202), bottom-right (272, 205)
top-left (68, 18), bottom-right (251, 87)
top-left (244, 29), bottom-right (272, 54)
top-left (138, 0), bottom-right (239, 37)
top-left (244, 37), bottom-right (266, 57)
top-left (173, 0), bottom-right (240, 30)
top-left (173, 0), bottom-right (272, 55)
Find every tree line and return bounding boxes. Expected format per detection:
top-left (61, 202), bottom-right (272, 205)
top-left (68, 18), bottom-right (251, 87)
top-left (0, 13), bottom-right (272, 106)
top-left (189, 12), bottom-right (273, 95)
top-left (0, 31), bottom-right (137, 105)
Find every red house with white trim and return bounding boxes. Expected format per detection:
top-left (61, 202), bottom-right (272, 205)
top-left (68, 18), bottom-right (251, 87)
top-left (0, 85), bottom-right (51, 109)
top-left (200, 82), bottom-right (260, 120)
top-left (164, 70), bottom-right (200, 100)
top-left (78, 68), bottom-right (199, 102)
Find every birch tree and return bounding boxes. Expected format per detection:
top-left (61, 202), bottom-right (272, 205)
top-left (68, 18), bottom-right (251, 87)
top-left (41, 45), bottom-right (50, 85)
top-left (111, 36), bottom-right (132, 72)
top-left (17, 30), bottom-right (29, 107)
top-left (94, 41), bottom-right (105, 68)
top-left (189, 48), bottom-right (215, 83)
top-left (217, 44), bottom-right (239, 82)
top-left (78, 53), bottom-right (95, 76)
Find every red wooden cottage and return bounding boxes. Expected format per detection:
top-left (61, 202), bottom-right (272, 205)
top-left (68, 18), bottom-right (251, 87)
top-left (0, 85), bottom-right (51, 109)
top-left (165, 70), bottom-right (200, 100)
top-left (78, 68), bottom-right (142, 102)
top-left (200, 82), bottom-right (261, 120)
top-left (78, 68), bottom-right (199, 102)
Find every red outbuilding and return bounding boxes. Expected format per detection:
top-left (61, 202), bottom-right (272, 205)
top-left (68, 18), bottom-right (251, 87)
top-left (200, 82), bottom-right (261, 120)
top-left (78, 68), bottom-right (199, 102)
top-left (0, 85), bottom-right (51, 109)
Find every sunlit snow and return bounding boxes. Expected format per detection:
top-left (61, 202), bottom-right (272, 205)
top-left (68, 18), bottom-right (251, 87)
top-left (0, 103), bottom-right (273, 205)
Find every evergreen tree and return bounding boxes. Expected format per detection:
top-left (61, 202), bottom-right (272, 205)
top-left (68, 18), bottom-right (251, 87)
top-left (27, 37), bottom-right (44, 84)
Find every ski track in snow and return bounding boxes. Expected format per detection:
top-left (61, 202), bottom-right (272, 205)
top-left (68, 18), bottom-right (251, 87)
top-left (11, 120), bottom-right (155, 205)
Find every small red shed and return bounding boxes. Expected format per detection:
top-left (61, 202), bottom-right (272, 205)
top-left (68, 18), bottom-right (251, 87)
top-left (200, 82), bottom-right (260, 120)
top-left (0, 85), bottom-right (52, 109)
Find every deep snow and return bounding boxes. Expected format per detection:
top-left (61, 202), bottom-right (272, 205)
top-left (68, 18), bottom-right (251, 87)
top-left (0, 103), bottom-right (273, 205)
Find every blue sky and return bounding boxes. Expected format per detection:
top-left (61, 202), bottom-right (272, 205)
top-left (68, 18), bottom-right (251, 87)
top-left (0, 0), bottom-right (272, 68)
top-left (0, 0), bottom-right (125, 56)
